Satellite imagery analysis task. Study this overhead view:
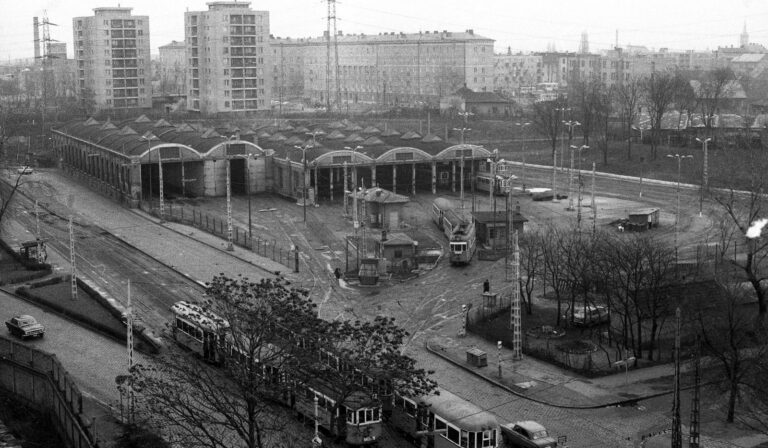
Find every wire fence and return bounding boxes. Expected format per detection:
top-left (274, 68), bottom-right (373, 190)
top-left (140, 200), bottom-right (298, 271)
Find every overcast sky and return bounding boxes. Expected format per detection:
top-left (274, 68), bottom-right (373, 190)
top-left (1, 0), bottom-right (767, 61)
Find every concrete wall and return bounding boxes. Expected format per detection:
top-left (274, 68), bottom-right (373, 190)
top-left (0, 336), bottom-right (95, 448)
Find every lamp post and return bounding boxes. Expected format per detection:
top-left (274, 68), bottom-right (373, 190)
top-left (344, 145), bottom-right (363, 225)
top-left (667, 154), bottom-right (693, 264)
top-left (515, 122), bottom-right (530, 190)
top-left (554, 107), bottom-right (572, 200)
top-left (563, 120), bottom-right (580, 209)
top-left (139, 132), bottom-right (158, 212)
top-left (294, 144), bottom-right (313, 222)
top-left (574, 145), bottom-right (589, 230)
top-left (695, 137), bottom-right (711, 217)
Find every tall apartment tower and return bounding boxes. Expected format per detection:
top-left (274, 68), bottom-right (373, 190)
top-left (73, 7), bottom-right (151, 110)
top-left (185, 1), bottom-right (271, 114)
top-left (579, 31), bottom-right (589, 54)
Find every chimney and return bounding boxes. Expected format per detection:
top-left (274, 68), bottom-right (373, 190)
top-left (381, 230), bottom-right (387, 241)
top-left (33, 17), bottom-right (40, 63)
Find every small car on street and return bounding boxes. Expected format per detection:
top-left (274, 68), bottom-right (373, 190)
top-left (17, 166), bottom-right (34, 175)
top-left (6, 315), bottom-right (45, 339)
top-left (501, 421), bottom-right (558, 448)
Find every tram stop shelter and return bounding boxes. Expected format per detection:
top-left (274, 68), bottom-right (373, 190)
top-left (472, 210), bottom-right (528, 249)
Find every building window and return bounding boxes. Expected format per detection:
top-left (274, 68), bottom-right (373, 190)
top-left (224, 101), bottom-right (230, 108)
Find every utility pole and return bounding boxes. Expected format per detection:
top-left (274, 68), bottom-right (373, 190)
top-left (226, 155), bottom-right (233, 251)
top-left (667, 154), bottom-right (693, 264)
top-left (563, 121), bottom-right (580, 210)
top-left (575, 145), bottom-right (589, 230)
top-left (695, 137), bottom-right (711, 217)
top-left (126, 280), bottom-right (134, 424)
top-left (69, 216), bottom-right (77, 300)
top-left (34, 200), bottom-right (43, 263)
top-left (591, 162), bottom-right (596, 237)
top-left (689, 335), bottom-right (701, 448)
top-left (671, 307), bottom-right (682, 448)
top-left (511, 230), bottom-right (522, 361)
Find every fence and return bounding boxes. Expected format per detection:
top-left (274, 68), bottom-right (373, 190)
top-left (140, 200), bottom-right (297, 271)
top-left (466, 293), bottom-right (645, 374)
top-left (0, 335), bottom-right (97, 447)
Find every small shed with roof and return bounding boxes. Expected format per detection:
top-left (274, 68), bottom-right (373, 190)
top-left (472, 207), bottom-right (528, 249)
top-left (627, 208), bottom-right (659, 231)
top-left (349, 187), bottom-right (409, 229)
top-left (374, 230), bottom-right (418, 274)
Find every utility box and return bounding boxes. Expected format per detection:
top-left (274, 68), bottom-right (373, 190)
top-left (466, 348), bottom-right (488, 367)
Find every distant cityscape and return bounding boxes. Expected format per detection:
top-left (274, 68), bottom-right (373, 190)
top-left (1, 1), bottom-right (766, 116)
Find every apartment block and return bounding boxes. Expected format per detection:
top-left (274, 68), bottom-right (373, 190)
top-left (493, 52), bottom-right (542, 97)
top-left (73, 7), bottom-right (151, 110)
top-left (185, 1), bottom-right (271, 114)
top-left (289, 29), bottom-right (493, 108)
top-left (158, 40), bottom-right (186, 95)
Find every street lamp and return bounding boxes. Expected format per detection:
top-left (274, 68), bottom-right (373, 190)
top-left (139, 132), bottom-right (159, 214)
top-left (293, 144), bottom-right (313, 222)
top-left (695, 137), bottom-right (711, 217)
top-left (344, 145), bottom-right (363, 223)
top-left (553, 107), bottom-right (572, 200)
top-left (452, 126), bottom-right (471, 145)
top-left (667, 154), bottom-right (693, 264)
top-left (515, 122), bottom-right (530, 190)
top-left (573, 145), bottom-right (589, 230)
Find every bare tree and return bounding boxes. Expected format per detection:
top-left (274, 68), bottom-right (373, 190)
top-left (714, 188), bottom-right (768, 327)
top-left (641, 72), bottom-right (685, 159)
top-left (697, 279), bottom-right (767, 423)
top-left (614, 75), bottom-right (642, 160)
top-left (695, 67), bottom-right (736, 135)
top-left (518, 230), bottom-right (544, 314)
top-left (531, 96), bottom-right (567, 160)
top-left (130, 276), bottom-right (327, 448)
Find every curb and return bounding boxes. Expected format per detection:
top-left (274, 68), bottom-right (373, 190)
top-left (424, 339), bottom-right (686, 410)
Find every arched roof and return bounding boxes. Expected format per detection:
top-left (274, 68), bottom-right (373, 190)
top-left (376, 146), bottom-right (432, 163)
top-left (434, 144), bottom-right (490, 160)
top-left (311, 149), bottom-right (375, 167)
top-left (203, 140), bottom-right (267, 158)
top-left (137, 143), bottom-right (205, 163)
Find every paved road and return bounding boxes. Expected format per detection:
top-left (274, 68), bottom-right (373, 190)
top-left (0, 290), bottom-right (142, 407)
top-left (1, 166), bottom-right (739, 447)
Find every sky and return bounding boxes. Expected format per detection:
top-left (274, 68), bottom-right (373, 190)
top-left (1, 0), bottom-right (768, 62)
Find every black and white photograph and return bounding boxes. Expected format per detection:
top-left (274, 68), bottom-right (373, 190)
top-left (1, 1), bottom-right (768, 447)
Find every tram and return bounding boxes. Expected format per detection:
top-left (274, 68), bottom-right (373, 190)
top-left (390, 388), bottom-right (501, 448)
top-left (169, 300), bottom-right (384, 446)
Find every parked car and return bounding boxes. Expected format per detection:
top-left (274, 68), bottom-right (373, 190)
top-left (17, 166), bottom-right (33, 175)
top-left (6, 315), bottom-right (45, 339)
top-left (562, 304), bottom-right (609, 327)
top-left (501, 421), bottom-right (558, 448)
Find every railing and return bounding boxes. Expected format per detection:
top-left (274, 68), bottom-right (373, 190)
top-left (141, 200), bottom-right (297, 271)
top-left (0, 335), bottom-right (97, 447)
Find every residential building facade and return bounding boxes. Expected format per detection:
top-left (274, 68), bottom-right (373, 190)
top-left (73, 7), bottom-right (151, 110)
top-left (185, 1), bottom-right (271, 114)
top-left (158, 40), bottom-right (186, 95)
top-left (493, 51), bottom-right (542, 97)
top-left (296, 29), bottom-right (493, 108)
